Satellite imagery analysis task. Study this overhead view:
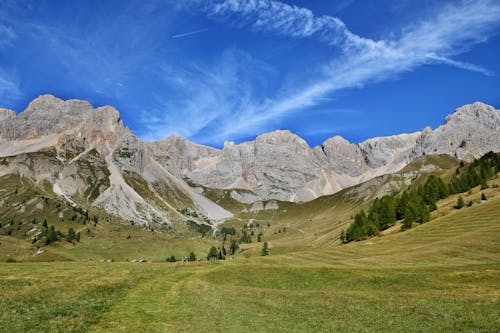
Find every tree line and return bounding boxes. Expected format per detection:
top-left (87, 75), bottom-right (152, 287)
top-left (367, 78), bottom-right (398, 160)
top-left (341, 152), bottom-right (499, 243)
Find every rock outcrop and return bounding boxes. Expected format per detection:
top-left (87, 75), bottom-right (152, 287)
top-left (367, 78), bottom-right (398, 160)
top-left (1, 96), bottom-right (498, 224)
top-left (0, 95), bottom-right (232, 226)
top-left (149, 102), bottom-right (500, 202)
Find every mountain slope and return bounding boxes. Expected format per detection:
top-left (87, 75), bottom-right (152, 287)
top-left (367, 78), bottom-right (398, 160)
top-left (0, 95), bottom-right (498, 226)
top-left (150, 102), bottom-right (499, 202)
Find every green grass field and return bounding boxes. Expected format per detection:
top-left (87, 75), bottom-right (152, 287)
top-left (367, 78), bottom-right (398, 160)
top-left (1, 190), bottom-right (499, 332)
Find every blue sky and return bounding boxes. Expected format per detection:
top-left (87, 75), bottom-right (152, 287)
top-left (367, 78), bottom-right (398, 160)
top-left (0, 0), bottom-right (499, 148)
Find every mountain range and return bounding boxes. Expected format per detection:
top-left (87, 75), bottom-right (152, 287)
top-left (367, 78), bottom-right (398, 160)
top-left (0, 95), bottom-right (498, 226)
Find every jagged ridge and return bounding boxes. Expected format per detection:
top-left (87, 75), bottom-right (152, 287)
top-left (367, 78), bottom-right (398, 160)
top-left (0, 95), bottom-right (498, 226)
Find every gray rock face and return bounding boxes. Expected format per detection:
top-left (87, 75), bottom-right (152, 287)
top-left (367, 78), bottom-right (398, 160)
top-left (414, 102), bottom-right (500, 161)
top-left (0, 95), bottom-right (232, 225)
top-left (1, 96), bottom-right (499, 211)
top-left (149, 102), bottom-right (500, 203)
top-left (0, 108), bottom-right (15, 122)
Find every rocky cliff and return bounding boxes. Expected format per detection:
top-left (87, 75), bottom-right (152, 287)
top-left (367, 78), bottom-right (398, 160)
top-left (0, 95), bottom-right (498, 225)
top-left (0, 95), bottom-right (232, 227)
top-left (149, 102), bottom-right (499, 202)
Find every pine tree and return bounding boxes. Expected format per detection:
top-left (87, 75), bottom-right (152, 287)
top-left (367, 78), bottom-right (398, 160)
top-left (455, 196), bottom-right (465, 209)
top-left (66, 228), bottom-right (76, 242)
top-left (230, 239), bottom-right (239, 255)
top-left (207, 246), bottom-right (218, 260)
top-left (401, 215), bottom-right (413, 231)
top-left (396, 192), bottom-right (409, 220)
top-left (262, 242), bottom-right (269, 256)
top-left (189, 252), bottom-right (196, 262)
top-left (481, 193), bottom-right (487, 201)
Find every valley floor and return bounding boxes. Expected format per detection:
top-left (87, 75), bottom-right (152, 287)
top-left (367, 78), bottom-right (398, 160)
top-left (1, 195), bottom-right (499, 332)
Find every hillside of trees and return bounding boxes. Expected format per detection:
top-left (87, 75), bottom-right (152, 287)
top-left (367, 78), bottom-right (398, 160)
top-left (341, 151), bottom-right (499, 243)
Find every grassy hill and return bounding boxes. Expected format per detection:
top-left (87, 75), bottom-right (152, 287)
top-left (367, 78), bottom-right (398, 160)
top-left (0, 168), bottom-right (499, 331)
top-left (0, 154), bottom-right (498, 331)
top-left (0, 190), bottom-right (498, 332)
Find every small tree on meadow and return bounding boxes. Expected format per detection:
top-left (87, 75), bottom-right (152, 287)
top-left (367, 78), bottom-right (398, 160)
top-left (189, 252), bottom-right (196, 262)
top-left (262, 242), bottom-right (269, 256)
top-left (481, 193), bottom-right (487, 201)
top-left (207, 246), bottom-right (218, 260)
top-left (230, 239), bottom-right (239, 255)
top-left (455, 196), bottom-right (465, 209)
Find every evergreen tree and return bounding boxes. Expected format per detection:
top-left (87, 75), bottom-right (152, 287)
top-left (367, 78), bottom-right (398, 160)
top-left (189, 252), bottom-right (196, 262)
top-left (207, 246), bottom-right (218, 260)
top-left (395, 192), bottom-right (409, 220)
top-left (45, 226), bottom-right (57, 245)
top-left (262, 242), bottom-right (269, 256)
top-left (66, 228), bottom-right (76, 242)
top-left (401, 214), bottom-right (413, 231)
top-left (257, 232), bottom-right (263, 242)
top-left (239, 230), bottom-right (252, 243)
top-left (455, 196), bottom-right (465, 209)
top-left (481, 193), bottom-right (487, 201)
top-left (230, 239), bottom-right (239, 255)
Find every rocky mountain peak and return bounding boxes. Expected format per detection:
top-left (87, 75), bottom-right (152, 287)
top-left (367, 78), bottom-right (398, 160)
top-left (445, 102), bottom-right (499, 129)
top-left (255, 130), bottom-right (310, 150)
top-left (1, 96), bottom-right (499, 208)
top-left (322, 135), bottom-right (351, 148)
top-left (24, 94), bottom-right (97, 118)
top-left (0, 94), bottom-right (128, 143)
top-left (0, 108), bottom-right (16, 121)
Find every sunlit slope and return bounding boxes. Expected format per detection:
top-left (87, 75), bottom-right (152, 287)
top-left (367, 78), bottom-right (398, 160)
top-left (0, 169), bottom-right (499, 332)
top-left (232, 154), bottom-right (464, 254)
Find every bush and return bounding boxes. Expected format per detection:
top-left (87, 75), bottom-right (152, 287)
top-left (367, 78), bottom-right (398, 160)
top-left (6, 258), bottom-right (16, 263)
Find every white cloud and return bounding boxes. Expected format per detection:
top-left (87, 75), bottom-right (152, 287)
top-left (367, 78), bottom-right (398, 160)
top-left (0, 25), bottom-right (17, 48)
top-left (0, 72), bottom-right (21, 103)
top-left (184, 0), bottom-right (500, 143)
top-left (204, 0), bottom-right (378, 50)
top-left (138, 48), bottom-right (272, 143)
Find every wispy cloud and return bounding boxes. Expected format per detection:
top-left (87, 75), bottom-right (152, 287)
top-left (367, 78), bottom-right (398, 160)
top-left (0, 71), bottom-right (21, 104)
top-left (172, 28), bottom-right (209, 38)
top-left (0, 25), bottom-right (17, 48)
top-left (177, 0), bottom-right (500, 143)
top-left (201, 0), bottom-right (378, 50)
top-left (139, 48), bottom-right (272, 143)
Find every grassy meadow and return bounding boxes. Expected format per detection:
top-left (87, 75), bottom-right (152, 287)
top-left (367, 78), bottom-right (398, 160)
top-left (1, 189), bottom-right (499, 332)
